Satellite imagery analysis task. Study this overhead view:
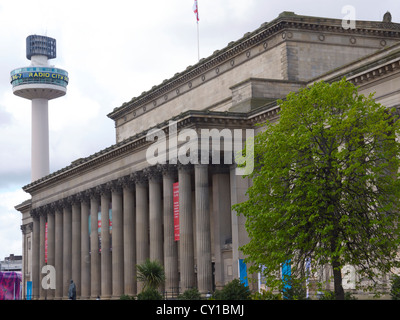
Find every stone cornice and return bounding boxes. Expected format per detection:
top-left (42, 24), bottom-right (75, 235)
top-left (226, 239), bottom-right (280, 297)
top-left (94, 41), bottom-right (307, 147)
top-left (22, 109), bottom-right (255, 194)
top-left (15, 199), bottom-right (32, 213)
top-left (349, 57), bottom-right (400, 85)
top-left (107, 12), bottom-right (400, 122)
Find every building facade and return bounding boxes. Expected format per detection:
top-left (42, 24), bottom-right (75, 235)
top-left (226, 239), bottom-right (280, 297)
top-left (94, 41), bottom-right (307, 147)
top-left (15, 12), bottom-right (400, 299)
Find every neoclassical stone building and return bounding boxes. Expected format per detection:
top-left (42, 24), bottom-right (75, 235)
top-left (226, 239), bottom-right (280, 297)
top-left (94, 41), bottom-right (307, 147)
top-left (16, 12), bottom-right (400, 299)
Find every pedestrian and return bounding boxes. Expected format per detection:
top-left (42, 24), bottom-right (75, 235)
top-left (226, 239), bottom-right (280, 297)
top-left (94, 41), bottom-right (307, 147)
top-left (68, 279), bottom-right (76, 300)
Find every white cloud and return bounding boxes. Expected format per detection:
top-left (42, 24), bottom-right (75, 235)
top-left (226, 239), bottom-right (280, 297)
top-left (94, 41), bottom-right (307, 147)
top-left (0, 189), bottom-right (27, 260)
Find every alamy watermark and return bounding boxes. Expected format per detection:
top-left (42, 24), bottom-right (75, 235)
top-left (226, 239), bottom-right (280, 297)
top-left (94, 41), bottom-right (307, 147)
top-left (41, 265), bottom-right (56, 290)
top-left (145, 121), bottom-right (254, 175)
top-left (342, 5), bottom-right (356, 30)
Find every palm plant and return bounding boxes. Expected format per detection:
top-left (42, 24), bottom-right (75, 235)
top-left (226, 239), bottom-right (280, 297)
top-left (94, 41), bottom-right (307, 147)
top-left (136, 259), bottom-right (166, 291)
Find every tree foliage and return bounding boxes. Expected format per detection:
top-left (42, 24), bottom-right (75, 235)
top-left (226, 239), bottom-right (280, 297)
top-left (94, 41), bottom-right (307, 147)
top-left (233, 78), bottom-right (400, 299)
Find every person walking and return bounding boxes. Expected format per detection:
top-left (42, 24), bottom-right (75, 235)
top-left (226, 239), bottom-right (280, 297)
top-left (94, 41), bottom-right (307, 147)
top-left (68, 279), bottom-right (76, 300)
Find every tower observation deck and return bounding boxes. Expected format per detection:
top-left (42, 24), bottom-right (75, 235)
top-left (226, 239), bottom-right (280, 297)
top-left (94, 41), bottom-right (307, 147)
top-left (10, 35), bottom-right (69, 181)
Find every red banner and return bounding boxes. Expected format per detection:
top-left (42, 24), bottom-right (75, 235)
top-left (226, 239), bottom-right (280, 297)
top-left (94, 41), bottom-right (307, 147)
top-left (45, 222), bottom-right (48, 263)
top-left (173, 182), bottom-right (180, 241)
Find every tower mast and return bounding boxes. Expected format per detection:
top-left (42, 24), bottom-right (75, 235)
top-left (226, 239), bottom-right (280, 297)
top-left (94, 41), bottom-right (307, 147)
top-left (10, 35), bottom-right (69, 181)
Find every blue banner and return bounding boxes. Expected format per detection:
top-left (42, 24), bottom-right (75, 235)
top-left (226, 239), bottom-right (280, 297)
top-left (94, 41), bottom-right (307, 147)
top-left (282, 260), bottom-right (291, 299)
top-left (239, 259), bottom-right (248, 287)
top-left (26, 281), bottom-right (32, 300)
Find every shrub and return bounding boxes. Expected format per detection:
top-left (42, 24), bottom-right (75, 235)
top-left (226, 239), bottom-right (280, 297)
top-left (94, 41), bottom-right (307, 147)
top-left (212, 279), bottom-right (251, 300)
top-left (137, 288), bottom-right (163, 300)
top-left (252, 290), bottom-right (281, 300)
top-left (318, 290), bottom-right (357, 300)
top-left (390, 275), bottom-right (400, 300)
top-left (178, 288), bottom-right (202, 300)
top-left (282, 279), bottom-right (308, 300)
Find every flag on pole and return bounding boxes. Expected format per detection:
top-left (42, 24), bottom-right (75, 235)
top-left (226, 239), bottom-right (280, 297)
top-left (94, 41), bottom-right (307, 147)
top-left (193, 0), bottom-right (199, 22)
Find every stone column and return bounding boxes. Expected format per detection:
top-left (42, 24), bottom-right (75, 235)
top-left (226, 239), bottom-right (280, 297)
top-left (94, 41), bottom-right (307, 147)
top-left (62, 200), bottom-right (72, 299)
top-left (133, 172), bottom-right (149, 293)
top-left (90, 191), bottom-right (101, 299)
top-left (212, 165), bottom-right (232, 287)
top-left (122, 177), bottom-right (136, 296)
top-left (54, 203), bottom-right (63, 299)
top-left (21, 223), bottom-right (33, 299)
top-left (72, 197), bottom-right (81, 298)
top-left (195, 164), bottom-right (212, 295)
top-left (31, 211), bottom-right (40, 300)
top-left (39, 211), bottom-right (46, 299)
top-left (46, 209), bottom-right (55, 299)
top-left (147, 167), bottom-right (163, 265)
top-left (80, 193), bottom-right (91, 299)
top-left (99, 185), bottom-right (112, 299)
top-left (230, 164), bottom-right (251, 284)
top-left (111, 181), bottom-right (124, 298)
top-left (162, 165), bottom-right (179, 297)
top-left (178, 165), bottom-right (195, 291)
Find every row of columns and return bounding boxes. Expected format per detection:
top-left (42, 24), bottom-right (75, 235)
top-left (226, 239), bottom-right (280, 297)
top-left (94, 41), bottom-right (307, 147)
top-left (29, 164), bottom-right (228, 299)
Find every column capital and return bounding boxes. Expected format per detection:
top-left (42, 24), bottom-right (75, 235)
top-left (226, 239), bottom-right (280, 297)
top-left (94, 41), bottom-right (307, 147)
top-left (68, 194), bottom-right (82, 206)
top-left (50, 201), bottom-right (62, 213)
top-left (43, 203), bottom-right (55, 217)
top-left (40, 203), bottom-right (49, 213)
top-left (87, 187), bottom-right (100, 200)
top-left (159, 164), bottom-right (177, 179)
top-left (76, 191), bottom-right (90, 204)
top-left (119, 176), bottom-right (134, 191)
top-left (144, 166), bottom-right (162, 182)
top-left (177, 163), bottom-right (193, 173)
top-left (96, 183), bottom-right (111, 197)
top-left (62, 197), bottom-right (74, 208)
top-left (210, 164), bottom-right (230, 174)
top-left (131, 171), bottom-right (148, 186)
top-left (109, 179), bottom-right (123, 194)
top-left (30, 207), bottom-right (43, 219)
top-left (194, 163), bottom-right (209, 169)
top-left (58, 197), bottom-right (73, 209)
top-left (21, 222), bottom-right (33, 235)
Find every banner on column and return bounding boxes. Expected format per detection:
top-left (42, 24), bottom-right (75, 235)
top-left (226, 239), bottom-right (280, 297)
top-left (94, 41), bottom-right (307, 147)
top-left (239, 259), bottom-right (248, 287)
top-left (26, 281), bottom-right (32, 300)
top-left (88, 204), bottom-right (112, 253)
top-left (173, 182), bottom-right (180, 241)
top-left (45, 222), bottom-right (48, 263)
top-left (282, 259), bottom-right (292, 299)
top-left (97, 204), bottom-right (112, 252)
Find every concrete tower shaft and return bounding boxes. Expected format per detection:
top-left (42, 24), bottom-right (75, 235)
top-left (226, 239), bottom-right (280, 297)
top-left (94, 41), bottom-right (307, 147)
top-left (10, 35), bottom-right (69, 182)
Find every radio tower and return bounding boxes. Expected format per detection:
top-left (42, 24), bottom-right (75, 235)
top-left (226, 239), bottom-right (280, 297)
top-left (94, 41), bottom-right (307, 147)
top-left (10, 35), bottom-right (69, 182)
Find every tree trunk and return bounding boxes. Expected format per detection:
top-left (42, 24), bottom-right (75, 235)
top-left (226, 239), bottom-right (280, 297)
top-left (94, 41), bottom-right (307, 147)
top-left (332, 259), bottom-right (345, 300)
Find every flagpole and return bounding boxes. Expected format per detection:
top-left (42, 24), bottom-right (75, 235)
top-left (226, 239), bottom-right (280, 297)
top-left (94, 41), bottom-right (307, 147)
top-left (193, 0), bottom-right (200, 61)
top-left (197, 21), bottom-right (200, 61)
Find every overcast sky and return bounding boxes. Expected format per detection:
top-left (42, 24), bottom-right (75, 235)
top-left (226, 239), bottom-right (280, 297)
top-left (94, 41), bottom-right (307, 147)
top-left (0, 0), bottom-right (398, 261)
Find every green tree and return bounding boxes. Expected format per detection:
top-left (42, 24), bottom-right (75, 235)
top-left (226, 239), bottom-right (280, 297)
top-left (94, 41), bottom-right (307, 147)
top-left (233, 78), bottom-right (400, 300)
top-left (136, 259), bottom-right (166, 292)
